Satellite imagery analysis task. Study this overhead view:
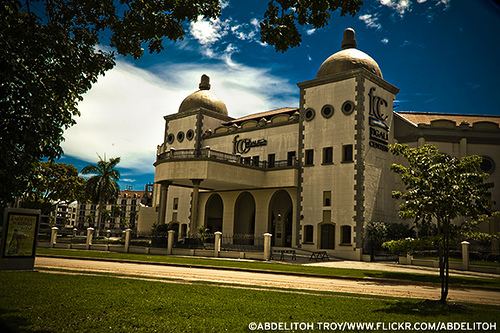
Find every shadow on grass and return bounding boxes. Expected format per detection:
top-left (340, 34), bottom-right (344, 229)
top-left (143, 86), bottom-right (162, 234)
top-left (0, 308), bottom-right (52, 333)
top-left (363, 271), bottom-right (499, 289)
top-left (375, 300), bottom-right (470, 317)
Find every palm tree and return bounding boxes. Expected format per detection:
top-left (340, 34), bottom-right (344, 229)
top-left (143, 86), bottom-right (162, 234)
top-left (81, 156), bottom-right (121, 236)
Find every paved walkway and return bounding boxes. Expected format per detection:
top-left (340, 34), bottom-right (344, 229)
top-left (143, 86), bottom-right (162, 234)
top-left (35, 257), bottom-right (500, 306)
top-left (304, 260), bottom-right (499, 279)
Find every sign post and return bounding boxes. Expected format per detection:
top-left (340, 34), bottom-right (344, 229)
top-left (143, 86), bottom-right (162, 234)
top-left (0, 208), bottom-right (40, 270)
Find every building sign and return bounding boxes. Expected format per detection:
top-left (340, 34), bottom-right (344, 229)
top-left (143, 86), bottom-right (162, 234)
top-left (233, 135), bottom-right (267, 154)
top-left (368, 87), bottom-right (390, 152)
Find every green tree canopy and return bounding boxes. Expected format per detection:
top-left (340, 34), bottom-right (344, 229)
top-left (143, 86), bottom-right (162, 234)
top-left (81, 156), bottom-right (121, 234)
top-left (0, 0), bottom-right (362, 208)
top-left (390, 143), bottom-right (494, 303)
top-left (20, 161), bottom-right (86, 215)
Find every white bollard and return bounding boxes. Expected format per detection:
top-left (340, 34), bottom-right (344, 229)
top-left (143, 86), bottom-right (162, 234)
top-left (167, 230), bottom-right (175, 255)
top-left (461, 241), bottom-right (470, 271)
top-left (124, 228), bottom-right (132, 253)
top-left (86, 227), bottom-right (94, 250)
top-left (214, 231), bottom-right (222, 257)
top-left (50, 227), bottom-right (59, 247)
top-left (263, 233), bottom-right (272, 261)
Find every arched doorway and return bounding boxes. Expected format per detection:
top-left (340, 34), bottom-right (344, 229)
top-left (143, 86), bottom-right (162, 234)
top-left (233, 192), bottom-right (256, 245)
top-left (268, 190), bottom-right (293, 247)
top-left (320, 223), bottom-right (335, 249)
top-left (204, 194), bottom-right (223, 232)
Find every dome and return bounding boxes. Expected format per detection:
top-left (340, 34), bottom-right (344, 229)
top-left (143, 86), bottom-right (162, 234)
top-left (178, 75), bottom-right (228, 115)
top-left (316, 28), bottom-right (382, 79)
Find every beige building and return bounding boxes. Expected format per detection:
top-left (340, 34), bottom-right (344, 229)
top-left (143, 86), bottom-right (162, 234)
top-left (76, 188), bottom-right (153, 233)
top-left (152, 28), bottom-right (499, 260)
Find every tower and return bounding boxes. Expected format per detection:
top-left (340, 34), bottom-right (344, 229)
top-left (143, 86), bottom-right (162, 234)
top-left (298, 28), bottom-right (399, 259)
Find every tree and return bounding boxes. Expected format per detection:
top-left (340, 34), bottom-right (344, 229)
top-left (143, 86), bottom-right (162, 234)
top-left (390, 143), bottom-right (493, 304)
top-left (1, 0), bottom-right (362, 208)
top-left (81, 156), bottom-right (121, 236)
top-left (364, 221), bottom-right (387, 262)
top-left (20, 161), bottom-right (86, 215)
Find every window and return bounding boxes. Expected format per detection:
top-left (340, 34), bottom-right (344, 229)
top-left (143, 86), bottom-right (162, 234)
top-left (323, 191), bottom-right (331, 207)
top-left (186, 129), bottom-right (195, 141)
top-left (172, 212), bottom-right (178, 222)
top-left (287, 151), bottom-right (296, 166)
top-left (242, 157), bottom-right (251, 165)
top-left (480, 156), bottom-right (495, 173)
top-left (305, 149), bottom-right (314, 166)
top-left (341, 225), bottom-right (352, 244)
top-left (173, 198), bottom-right (179, 210)
top-left (267, 154), bottom-right (276, 168)
top-left (304, 108), bottom-right (316, 121)
top-left (321, 104), bottom-right (334, 119)
top-left (304, 225), bottom-right (314, 243)
top-left (322, 147), bottom-right (333, 164)
top-left (180, 224), bottom-right (188, 238)
top-left (341, 101), bottom-right (355, 115)
top-left (342, 144), bottom-right (353, 162)
top-left (176, 131), bottom-right (185, 142)
top-left (252, 155), bottom-right (260, 166)
top-left (167, 133), bottom-right (175, 144)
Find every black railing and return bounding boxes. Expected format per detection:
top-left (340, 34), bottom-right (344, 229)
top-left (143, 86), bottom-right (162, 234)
top-left (157, 148), bottom-right (297, 170)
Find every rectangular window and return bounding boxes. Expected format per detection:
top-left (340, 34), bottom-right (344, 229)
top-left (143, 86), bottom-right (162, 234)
top-left (343, 144), bottom-right (353, 162)
top-left (267, 154), bottom-right (276, 168)
top-left (341, 225), bottom-right (352, 244)
top-left (252, 155), bottom-right (260, 166)
top-left (323, 191), bottom-right (331, 207)
top-left (242, 157), bottom-right (251, 165)
top-left (322, 147), bottom-right (333, 164)
top-left (287, 151), bottom-right (296, 166)
top-left (304, 225), bottom-right (314, 243)
top-left (173, 197), bottom-right (179, 210)
top-left (304, 149), bottom-right (314, 166)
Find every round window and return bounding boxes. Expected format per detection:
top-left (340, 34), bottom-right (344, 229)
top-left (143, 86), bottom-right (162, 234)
top-left (167, 133), bottom-right (175, 144)
top-left (342, 101), bottom-right (355, 115)
top-left (177, 131), bottom-right (185, 143)
top-left (304, 108), bottom-right (315, 121)
top-left (321, 105), bottom-right (334, 119)
top-left (186, 129), bottom-right (195, 141)
top-left (480, 156), bottom-right (495, 174)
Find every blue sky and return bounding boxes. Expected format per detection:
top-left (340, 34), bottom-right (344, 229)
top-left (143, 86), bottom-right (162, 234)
top-left (60, 0), bottom-right (500, 190)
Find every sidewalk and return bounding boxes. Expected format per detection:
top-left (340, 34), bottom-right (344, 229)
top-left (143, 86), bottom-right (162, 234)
top-left (305, 260), bottom-right (499, 279)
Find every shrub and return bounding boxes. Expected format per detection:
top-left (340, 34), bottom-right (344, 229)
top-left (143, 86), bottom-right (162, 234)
top-left (382, 238), bottom-right (434, 255)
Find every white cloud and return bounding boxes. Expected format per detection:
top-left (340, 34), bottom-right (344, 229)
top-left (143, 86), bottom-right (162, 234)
top-left (306, 28), bottom-right (316, 35)
top-left (189, 16), bottom-right (230, 46)
top-left (62, 60), bottom-right (297, 173)
top-left (307, 55), bottom-right (312, 61)
top-left (121, 178), bottom-right (136, 183)
top-left (220, 0), bottom-right (230, 9)
top-left (381, 38), bottom-right (389, 44)
top-left (358, 14), bottom-right (382, 30)
top-left (379, 0), bottom-right (411, 16)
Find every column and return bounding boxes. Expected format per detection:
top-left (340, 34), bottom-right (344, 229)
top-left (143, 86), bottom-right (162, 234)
top-left (124, 228), bottom-right (131, 253)
top-left (86, 227), bottom-right (94, 250)
top-left (459, 137), bottom-right (467, 158)
top-left (157, 181), bottom-right (171, 225)
top-left (50, 227), bottom-right (58, 247)
top-left (214, 231), bottom-right (222, 257)
top-left (190, 179), bottom-right (203, 233)
top-left (263, 233), bottom-right (272, 261)
top-left (167, 230), bottom-right (175, 255)
top-left (461, 241), bottom-right (470, 271)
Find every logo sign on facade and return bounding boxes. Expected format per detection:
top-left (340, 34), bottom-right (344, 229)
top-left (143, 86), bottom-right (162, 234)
top-left (233, 135), bottom-right (267, 154)
top-left (368, 87), bottom-right (390, 152)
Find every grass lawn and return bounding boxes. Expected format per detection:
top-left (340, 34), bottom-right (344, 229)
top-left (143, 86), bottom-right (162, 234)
top-left (36, 247), bottom-right (500, 291)
top-left (0, 271), bottom-right (499, 333)
top-left (413, 256), bottom-right (500, 268)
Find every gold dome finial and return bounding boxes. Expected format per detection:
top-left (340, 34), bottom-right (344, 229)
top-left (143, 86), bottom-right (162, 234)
top-left (341, 28), bottom-right (357, 50)
top-left (199, 74), bottom-right (210, 90)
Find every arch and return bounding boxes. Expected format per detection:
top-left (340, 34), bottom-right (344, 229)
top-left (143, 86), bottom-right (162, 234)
top-left (320, 223), bottom-right (335, 249)
top-left (204, 193), bottom-right (224, 233)
top-left (233, 192), bottom-right (256, 245)
top-left (268, 190), bottom-right (293, 247)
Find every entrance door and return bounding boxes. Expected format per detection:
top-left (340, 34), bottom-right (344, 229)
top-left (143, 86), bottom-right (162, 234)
top-left (268, 190), bottom-right (293, 247)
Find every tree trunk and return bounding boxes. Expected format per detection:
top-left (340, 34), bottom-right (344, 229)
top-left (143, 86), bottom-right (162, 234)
top-left (440, 219), bottom-right (450, 304)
